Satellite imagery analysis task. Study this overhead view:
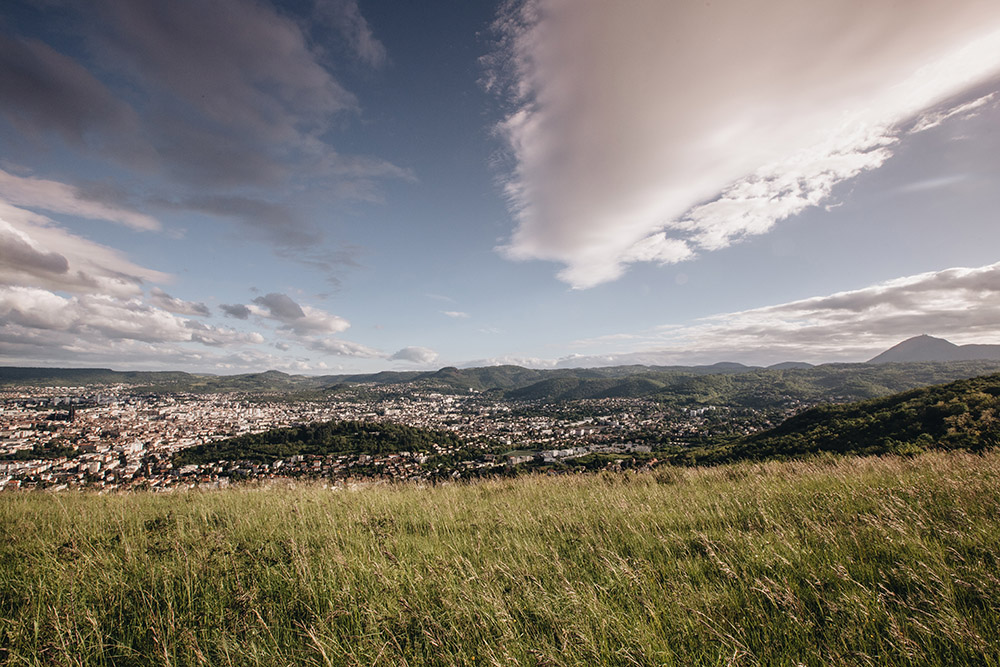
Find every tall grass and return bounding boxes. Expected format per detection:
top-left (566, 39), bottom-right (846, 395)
top-left (2, 451), bottom-right (999, 665)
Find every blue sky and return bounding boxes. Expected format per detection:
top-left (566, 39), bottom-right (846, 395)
top-left (3, 0), bottom-right (1000, 373)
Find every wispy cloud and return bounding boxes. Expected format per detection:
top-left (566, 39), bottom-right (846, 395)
top-left (425, 293), bottom-right (456, 303)
top-left (543, 261), bottom-right (1000, 367)
top-left (0, 169), bottom-right (159, 231)
top-left (489, 0), bottom-right (1000, 288)
top-left (149, 288), bottom-right (210, 317)
top-left (911, 92), bottom-right (997, 133)
top-left (442, 310), bottom-right (470, 319)
top-left (0, 0), bottom-right (409, 274)
top-left (305, 337), bottom-right (384, 358)
top-left (313, 0), bottom-right (389, 69)
top-left (0, 203), bottom-right (169, 297)
top-left (0, 34), bottom-right (146, 160)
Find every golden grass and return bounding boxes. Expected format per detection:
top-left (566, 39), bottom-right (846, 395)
top-left (1, 451), bottom-right (999, 665)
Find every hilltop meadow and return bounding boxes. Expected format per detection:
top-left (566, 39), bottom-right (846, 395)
top-left (2, 450), bottom-right (999, 666)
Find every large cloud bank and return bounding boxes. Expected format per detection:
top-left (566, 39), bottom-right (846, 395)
top-left (489, 0), bottom-right (1000, 287)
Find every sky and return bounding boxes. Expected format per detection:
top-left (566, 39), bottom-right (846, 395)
top-left (3, 0), bottom-right (1000, 374)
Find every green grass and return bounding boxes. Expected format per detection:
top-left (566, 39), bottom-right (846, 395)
top-left (3, 451), bottom-right (1000, 666)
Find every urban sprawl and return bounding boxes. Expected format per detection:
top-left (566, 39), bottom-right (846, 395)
top-left (0, 385), bottom-right (809, 491)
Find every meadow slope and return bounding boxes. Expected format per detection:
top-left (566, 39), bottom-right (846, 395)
top-left (2, 451), bottom-right (999, 666)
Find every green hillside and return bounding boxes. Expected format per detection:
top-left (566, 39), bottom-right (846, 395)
top-left (703, 372), bottom-right (1000, 464)
top-left (501, 360), bottom-right (1000, 406)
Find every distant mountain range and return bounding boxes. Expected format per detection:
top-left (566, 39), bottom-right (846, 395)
top-left (7, 358), bottom-right (1000, 408)
top-left (3, 335), bottom-right (1000, 404)
top-left (868, 335), bottom-right (1000, 364)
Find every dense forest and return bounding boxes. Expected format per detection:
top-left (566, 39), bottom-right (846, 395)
top-left (173, 420), bottom-right (463, 465)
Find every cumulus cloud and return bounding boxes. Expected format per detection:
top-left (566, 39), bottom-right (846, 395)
top-left (0, 281), bottom-right (387, 372)
top-left (0, 286), bottom-right (261, 351)
top-left (219, 291), bottom-right (391, 359)
top-left (252, 293), bottom-right (307, 321)
top-left (490, 0), bottom-right (1000, 288)
top-left (0, 226), bottom-right (69, 278)
top-left (220, 303), bottom-right (251, 320)
top-left (149, 288), bottom-right (210, 317)
top-left (389, 346), bottom-right (439, 364)
top-left (184, 319), bottom-right (265, 347)
top-left (248, 293), bottom-right (351, 335)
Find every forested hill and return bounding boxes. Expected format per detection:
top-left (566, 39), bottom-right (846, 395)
top-left (501, 360), bottom-right (1000, 406)
top-left (174, 420), bottom-right (463, 465)
top-left (703, 372), bottom-right (1000, 464)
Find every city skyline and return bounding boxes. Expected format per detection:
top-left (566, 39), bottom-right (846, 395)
top-left (3, 0), bottom-right (1000, 373)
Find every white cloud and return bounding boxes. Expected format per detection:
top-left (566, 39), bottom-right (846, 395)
top-left (0, 286), bottom-right (262, 351)
top-left (389, 346), bottom-right (439, 364)
top-left (248, 292), bottom-right (350, 335)
top-left (491, 0), bottom-right (1000, 288)
top-left (0, 207), bottom-right (403, 368)
top-left (307, 337), bottom-right (384, 358)
top-left (460, 355), bottom-right (557, 369)
top-left (150, 287), bottom-right (210, 317)
top-left (218, 291), bottom-right (433, 362)
top-left (911, 92), bottom-right (997, 133)
top-left (0, 168), bottom-right (160, 231)
top-left (0, 204), bottom-right (169, 296)
top-left (442, 310), bottom-right (470, 319)
top-left (893, 175), bottom-right (968, 195)
top-left (541, 261), bottom-right (1000, 366)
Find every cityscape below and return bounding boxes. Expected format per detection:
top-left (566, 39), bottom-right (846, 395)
top-left (4, 335), bottom-right (1000, 492)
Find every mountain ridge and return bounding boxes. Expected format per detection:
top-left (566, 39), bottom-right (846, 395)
top-left (868, 335), bottom-right (1000, 364)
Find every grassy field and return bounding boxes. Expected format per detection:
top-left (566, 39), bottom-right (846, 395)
top-left (2, 451), bottom-right (999, 666)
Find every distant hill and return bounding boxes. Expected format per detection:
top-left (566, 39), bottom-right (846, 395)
top-left (767, 361), bottom-right (814, 370)
top-left (502, 360), bottom-right (1000, 405)
top-left (0, 362), bottom-right (757, 393)
top-left (0, 367), bottom-right (200, 388)
top-left (8, 360), bottom-right (1000, 407)
top-left (869, 335), bottom-right (1000, 364)
top-left (174, 420), bottom-right (463, 466)
top-left (702, 371), bottom-right (1000, 464)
